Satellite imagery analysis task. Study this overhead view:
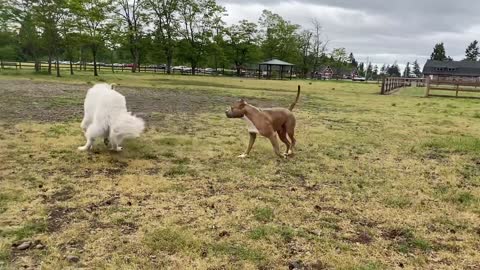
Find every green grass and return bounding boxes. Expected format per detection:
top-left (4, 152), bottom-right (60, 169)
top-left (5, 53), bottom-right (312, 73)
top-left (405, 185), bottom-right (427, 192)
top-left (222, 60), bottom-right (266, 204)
top-left (1, 71), bottom-right (480, 269)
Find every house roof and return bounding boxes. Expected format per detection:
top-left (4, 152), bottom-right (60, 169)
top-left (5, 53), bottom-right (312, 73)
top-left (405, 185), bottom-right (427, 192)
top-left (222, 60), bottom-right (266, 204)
top-left (423, 60), bottom-right (480, 76)
top-left (259, 59), bottom-right (295, 66)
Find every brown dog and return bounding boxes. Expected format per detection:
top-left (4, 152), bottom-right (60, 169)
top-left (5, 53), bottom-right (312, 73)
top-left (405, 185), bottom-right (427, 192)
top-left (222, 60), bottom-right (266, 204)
top-left (226, 86), bottom-right (300, 158)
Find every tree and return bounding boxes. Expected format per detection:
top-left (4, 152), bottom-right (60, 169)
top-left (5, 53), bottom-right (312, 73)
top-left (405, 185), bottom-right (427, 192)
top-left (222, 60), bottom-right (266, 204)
top-left (380, 64), bottom-right (386, 76)
top-left (147, 0), bottom-right (178, 74)
top-left (177, 0), bottom-right (225, 75)
top-left (329, 48), bottom-right (348, 78)
top-left (349, 52), bottom-right (357, 67)
top-left (365, 62), bottom-right (372, 80)
top-left (115, 0), bottom-right (146, 72)
top-left (412, 60), bottom-right (422, 77)
top-left (298, 29), bottom-right (312, 77)
top-left (357, 62), bottom-right (364, 77)
top-left (225, 20), bottom-right (259, 76)
top-left (465, 40), bottom-right (479, 61)
top-left (372, 65), bottom-right (379, 79)
top-left (387, 63), bottom-right (401, 77)
top-left (403, 62), bottom-right (410, 77)
top-left (70, 0), bottom-right (113, 76)
top-left (310, 18), bottom-right (326, 73)
top-left (35, 0), bottom-right (68, 76)
top-left (259, 10), bottom-right (301, 64)
top-left (430, 42), bottom-right (447, 61)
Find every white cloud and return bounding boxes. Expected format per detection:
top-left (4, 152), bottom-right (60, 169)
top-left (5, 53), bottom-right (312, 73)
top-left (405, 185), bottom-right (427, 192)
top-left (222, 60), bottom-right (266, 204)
top-left (219, 0), bottom-right (480, 67)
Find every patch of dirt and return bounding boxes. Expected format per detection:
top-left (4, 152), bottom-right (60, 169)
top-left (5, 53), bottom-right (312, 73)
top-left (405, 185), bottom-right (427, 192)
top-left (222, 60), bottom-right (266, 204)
top-left (85, 194), bottom-right (120, 213)
top-left (0, 79), bottom-right (273, 124)
top-left (47, 207), bottom-right (76, 232)
top-left (119, 222), bottom-right (139, 234)
top-left (345, 231), bottom-right (373, 244)
top-left (381, 228), bottom-right (411, 241)
top-left (46, 186), bottom-right (75, 203)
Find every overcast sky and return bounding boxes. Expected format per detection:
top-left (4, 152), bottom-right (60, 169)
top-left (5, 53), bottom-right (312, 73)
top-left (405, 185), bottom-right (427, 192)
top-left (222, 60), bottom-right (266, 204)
top-left (218, 0), bottom-right (480, 68)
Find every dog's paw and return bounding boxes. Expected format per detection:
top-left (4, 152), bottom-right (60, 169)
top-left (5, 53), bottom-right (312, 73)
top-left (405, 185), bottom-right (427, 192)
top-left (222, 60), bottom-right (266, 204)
top-left (78, 146), bottom-right (88, 151)
top-left (237, 153), bottom-right (248, 158)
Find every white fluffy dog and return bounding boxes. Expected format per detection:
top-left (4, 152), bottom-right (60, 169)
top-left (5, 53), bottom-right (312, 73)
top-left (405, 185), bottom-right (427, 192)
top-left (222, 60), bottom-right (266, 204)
top-left (78, 83), bottom-right (145, 151)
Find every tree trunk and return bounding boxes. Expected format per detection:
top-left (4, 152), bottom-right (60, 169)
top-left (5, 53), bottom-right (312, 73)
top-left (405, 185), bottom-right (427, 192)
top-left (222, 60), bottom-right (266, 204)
top-left (48, 54), bottom-right (52, 74)
top-left (111, 51), bottom-right (115, 73)
top-left (56, 54), bottom-right (61, 77)
top-left (69, 60), bottom-right (74, 75)
top-left (191, 62), bottom-right (196, 75)
top-left (166, 53), bottom-right (173, 74)
top-left (93, 47), bottom-right (98, 76)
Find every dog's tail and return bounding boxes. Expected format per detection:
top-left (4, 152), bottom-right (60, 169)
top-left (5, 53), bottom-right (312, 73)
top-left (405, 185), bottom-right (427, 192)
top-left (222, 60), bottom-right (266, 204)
top-left (288, 85), bottom-right (301, 111)
top-left (112, 113), bottom-right (145, 139)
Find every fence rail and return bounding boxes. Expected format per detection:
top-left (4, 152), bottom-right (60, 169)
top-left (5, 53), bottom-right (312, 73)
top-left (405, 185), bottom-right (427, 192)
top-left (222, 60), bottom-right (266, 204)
top-left (380, 77), bottom-right (425, 95)
top-left (0, 60), bottom-right (257, 77)
top-left (425, 77), bottom-right (480, 97)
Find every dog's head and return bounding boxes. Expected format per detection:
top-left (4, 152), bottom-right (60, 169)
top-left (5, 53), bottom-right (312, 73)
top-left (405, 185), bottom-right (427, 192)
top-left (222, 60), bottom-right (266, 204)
top-left (225, 99), bottom-right (247, 118)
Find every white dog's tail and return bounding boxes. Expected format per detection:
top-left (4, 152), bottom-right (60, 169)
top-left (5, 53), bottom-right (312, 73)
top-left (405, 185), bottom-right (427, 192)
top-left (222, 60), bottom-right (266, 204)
top-left (112, 113), bottom-right (145, 139)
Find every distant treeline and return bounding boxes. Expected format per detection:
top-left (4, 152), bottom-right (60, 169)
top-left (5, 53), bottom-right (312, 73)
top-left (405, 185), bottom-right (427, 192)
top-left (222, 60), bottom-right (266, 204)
top-left (0, 0), bottom-right (420, 78)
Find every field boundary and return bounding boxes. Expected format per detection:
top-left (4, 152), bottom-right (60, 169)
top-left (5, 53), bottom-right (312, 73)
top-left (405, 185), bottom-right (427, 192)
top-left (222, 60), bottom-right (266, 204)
top-left (0, 60), bottom-right (259, 77)
top-left (425, 76), bottom-right (480, 98)
top-left (380, 77), bottom-right (425, 95)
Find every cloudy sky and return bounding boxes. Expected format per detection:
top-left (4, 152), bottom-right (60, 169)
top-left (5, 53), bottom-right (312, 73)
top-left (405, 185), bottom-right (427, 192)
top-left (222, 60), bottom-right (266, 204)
top-left (218, 0), bottom-right (480, 68)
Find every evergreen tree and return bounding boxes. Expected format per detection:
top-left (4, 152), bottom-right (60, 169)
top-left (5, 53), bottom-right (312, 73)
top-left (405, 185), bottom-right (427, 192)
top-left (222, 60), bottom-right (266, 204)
top-left (403, 62), bottom-right (410, 77)
top-left (357, 62), bottom-right (365, 76)
top-left (430, 42), bottom-right (447, 61)
top-left (387, 63), bottom-right (400, 77)
top-left (380, 64), bottom-right (386, 75)
top-left (366, 63), bottom-right (372, 80)
top-left (348, 52), bottom-right (357, 67)
top-left (373, 65), bottom-right (378, 79)
top-left (412, 60), bottom-right (422, 77)
top-left (465, 40), bottom-right (479, 61)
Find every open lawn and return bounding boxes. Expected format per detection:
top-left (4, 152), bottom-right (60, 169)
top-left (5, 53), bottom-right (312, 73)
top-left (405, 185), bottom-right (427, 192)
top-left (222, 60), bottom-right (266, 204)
top-left (0, 71), bottom-right (479, 269)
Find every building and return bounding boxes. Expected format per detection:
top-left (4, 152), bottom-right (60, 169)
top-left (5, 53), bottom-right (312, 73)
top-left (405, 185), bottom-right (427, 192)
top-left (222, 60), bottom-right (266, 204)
top-left (423, 60), bottom-right (480, 81)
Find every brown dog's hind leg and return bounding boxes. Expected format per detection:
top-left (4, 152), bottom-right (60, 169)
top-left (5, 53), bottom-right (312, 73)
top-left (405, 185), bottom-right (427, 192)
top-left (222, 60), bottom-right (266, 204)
top-left (286, 126), bottom-right (296, 155)
top-left (238, 133), bottom-right (256, 158)
top-left (278, 128), bottom-right (291, 155)
top-left (268, 135), bottom-right (285, 158)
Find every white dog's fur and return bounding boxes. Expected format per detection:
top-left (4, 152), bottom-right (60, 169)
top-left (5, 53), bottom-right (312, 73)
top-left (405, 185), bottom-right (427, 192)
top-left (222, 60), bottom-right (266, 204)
top-left (78, 83), bottom-right (145, 151)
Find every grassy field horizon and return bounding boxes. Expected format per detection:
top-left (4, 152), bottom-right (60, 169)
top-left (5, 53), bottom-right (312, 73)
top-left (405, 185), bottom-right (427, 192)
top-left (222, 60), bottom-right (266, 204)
top-left (0, 71), bottom-right (479, 269)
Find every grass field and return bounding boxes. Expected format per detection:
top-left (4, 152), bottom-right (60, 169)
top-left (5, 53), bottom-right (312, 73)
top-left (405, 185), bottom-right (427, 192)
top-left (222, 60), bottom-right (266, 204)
top-left (0, 70), bottom-right (479, 269)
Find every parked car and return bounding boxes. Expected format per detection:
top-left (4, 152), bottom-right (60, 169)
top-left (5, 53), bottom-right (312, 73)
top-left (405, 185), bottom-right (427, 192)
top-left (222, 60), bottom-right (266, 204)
top-left (181, 66), bottom-right (192, 73)
top-left (148, 64), bottom-right (166, 69)
top-left (172, 66), bottom-right (185, 71)
top-left (204, 68), bottom-right (214, 74)
top-left (352, 76), bottom-right (366, 81)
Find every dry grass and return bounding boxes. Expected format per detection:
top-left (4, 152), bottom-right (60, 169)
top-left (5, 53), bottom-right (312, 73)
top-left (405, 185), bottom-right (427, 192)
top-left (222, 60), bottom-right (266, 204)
top-left (0, 70), bottom-right (479, 269)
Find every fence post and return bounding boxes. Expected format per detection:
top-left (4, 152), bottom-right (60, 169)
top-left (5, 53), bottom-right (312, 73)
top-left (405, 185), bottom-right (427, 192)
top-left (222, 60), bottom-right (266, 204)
top-left (381, 77), bottom-right (386, 94)
top-left (425, 76), bottom-right (431, 97)
top-left (1, 59), bottom-right (3, 70)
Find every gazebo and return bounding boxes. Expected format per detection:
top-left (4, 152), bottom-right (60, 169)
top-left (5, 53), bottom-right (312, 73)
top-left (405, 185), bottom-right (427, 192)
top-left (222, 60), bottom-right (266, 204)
top-left (258, 59), bottom-right (295, 80)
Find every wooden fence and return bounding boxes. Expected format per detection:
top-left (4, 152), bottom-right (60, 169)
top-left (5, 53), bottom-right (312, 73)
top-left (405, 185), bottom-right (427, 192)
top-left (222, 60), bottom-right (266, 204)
top-left (0, 60), bottom-right (243, 76)
top-left (425, 76), bottom-right (480, 97)
top-left (381, 77), bottom-right (425, 95)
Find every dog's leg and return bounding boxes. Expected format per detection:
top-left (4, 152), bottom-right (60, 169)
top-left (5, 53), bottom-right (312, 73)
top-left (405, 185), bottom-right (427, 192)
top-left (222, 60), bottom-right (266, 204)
top-left (104, 126), bottom-right (110, 146)
top-left (238, 133), bottom-right (256, 158)
top-left (80, 117), bottom-right (90, 132)
top-left (278, 128), bottom-right (291, 156)
top-left (109, 133), bottom-right (123, 152)
top-left (268, 135), bottom-right (285, 158)
top-left (78, 124), bottom-right (104, 151)
top-left (78, 137), bottom-right (94, 151)
top-left (287, 129), bottom-right (296, 155)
